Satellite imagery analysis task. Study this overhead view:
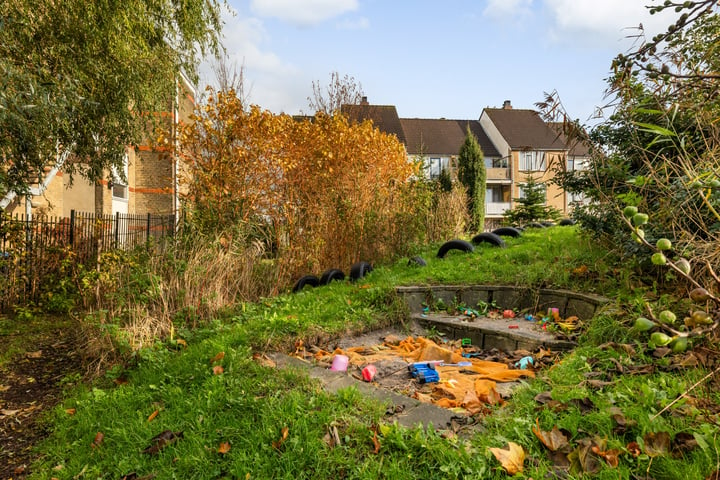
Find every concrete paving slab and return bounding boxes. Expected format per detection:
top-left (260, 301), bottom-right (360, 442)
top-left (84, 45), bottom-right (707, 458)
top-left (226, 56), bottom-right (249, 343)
top-left (268, 352), bottom-right (487, 433)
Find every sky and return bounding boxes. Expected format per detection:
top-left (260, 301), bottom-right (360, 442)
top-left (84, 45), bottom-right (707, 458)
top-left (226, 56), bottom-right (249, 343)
top-left (198, 0), bottom-right (680, 125)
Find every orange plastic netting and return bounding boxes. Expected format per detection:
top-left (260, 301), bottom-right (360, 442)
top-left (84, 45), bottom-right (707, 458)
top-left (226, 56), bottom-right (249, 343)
top-left (313, 336), bottom-right (534, 413)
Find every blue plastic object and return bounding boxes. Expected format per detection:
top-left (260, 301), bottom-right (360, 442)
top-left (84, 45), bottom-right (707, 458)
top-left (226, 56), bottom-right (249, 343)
top-left (514, 356), bottom-right (534, 370)
top-left (417, 370), bottom-right (440, 384)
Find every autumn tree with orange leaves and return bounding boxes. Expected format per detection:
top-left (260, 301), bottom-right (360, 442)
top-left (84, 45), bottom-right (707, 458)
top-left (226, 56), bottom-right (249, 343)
top-left (178, 88), bottom-right (423, 288)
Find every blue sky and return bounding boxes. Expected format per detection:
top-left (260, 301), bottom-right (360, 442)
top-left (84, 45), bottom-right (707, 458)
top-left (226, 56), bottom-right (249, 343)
top-left (200, 0), bottom-right (678, 124)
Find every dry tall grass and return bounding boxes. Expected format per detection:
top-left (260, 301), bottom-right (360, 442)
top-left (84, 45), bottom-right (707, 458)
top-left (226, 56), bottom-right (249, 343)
top-left (425, 183), bottom-right (469, 242)
top-left (79, 228), bottom-right (276, 356)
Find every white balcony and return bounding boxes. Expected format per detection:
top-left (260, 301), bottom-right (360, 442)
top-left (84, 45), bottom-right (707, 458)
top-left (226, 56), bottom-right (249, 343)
top-left (486, 201), bottom-right (511, 216)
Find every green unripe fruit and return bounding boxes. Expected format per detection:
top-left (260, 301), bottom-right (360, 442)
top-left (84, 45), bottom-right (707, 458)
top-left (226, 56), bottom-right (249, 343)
top-left (709, 179), bottom-right (720, 189)
top-left (669, 336), bottom-right (688, 353)
top-left (691, 310), bottom-right (713, 325)
top-left (676, 258), bottom-right (691, 275)
top-left (656, 238), bottom-right (672, 251)
top-left (634, 316), bottom-right (656, 332)
top-left (659, 310), bottom-right (677, 324)
top-left (650, 331), bottom-right (673, 346)
top-left (651, 253), bottom-right (667, 265)
top-left (632, 229), bottom-right (645, 244)
top-left (632, 213), bottom-right (649, 226)
top-left (623, 206), bottom-right (638, 218)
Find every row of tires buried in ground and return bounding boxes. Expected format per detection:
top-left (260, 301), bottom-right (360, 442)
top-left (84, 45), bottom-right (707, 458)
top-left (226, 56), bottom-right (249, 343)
top-left (292, 261), bottom-right (373, 292)
top-left (292, 219), bottom-right (576, 292)
top-left (434, 219), bottom-right (575, 259)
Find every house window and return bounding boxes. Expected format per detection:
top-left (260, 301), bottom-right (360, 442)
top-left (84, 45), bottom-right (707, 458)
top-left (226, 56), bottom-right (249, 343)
top-left (519, 151), bottom-right (546, 171)
top-left (425, 157), bottom-right (442, 179)
top-left (486, 157), bottom-right (508, 168)
top-left (112, 153), bottom-right (129, 200)
top-left (112, 183), bottom-right (128, 199)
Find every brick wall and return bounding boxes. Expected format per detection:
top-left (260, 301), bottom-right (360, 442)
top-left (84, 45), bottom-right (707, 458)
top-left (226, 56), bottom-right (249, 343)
top-left (131, 149), bottom-right (175, 215)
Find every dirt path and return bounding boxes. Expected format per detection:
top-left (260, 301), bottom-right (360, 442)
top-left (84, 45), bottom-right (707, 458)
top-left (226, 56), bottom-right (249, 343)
top-left (0, 318), bottom-right (84, 480)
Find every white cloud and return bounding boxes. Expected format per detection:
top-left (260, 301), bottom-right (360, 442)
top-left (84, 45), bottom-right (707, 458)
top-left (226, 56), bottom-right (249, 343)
top-left (336, 16), bottom-right (370, 30)
top-left (483, 0), bottom-right (534, 20)
top-left (250, 0), bottom-right (359, 27)
top-left (198, 6), bottom-right (302, 111)
top-left (543, 0), bottom-right (680, 47)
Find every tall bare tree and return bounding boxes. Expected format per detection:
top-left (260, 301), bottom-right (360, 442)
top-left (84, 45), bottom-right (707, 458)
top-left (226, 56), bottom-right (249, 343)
top-left (307, 71), bottom-right (365, 115)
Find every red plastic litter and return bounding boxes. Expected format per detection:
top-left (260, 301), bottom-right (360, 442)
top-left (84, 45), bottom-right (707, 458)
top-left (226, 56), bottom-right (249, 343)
top-left (362, 364), bottom-right (377, 382)
top-left (508, 325), bottom-right (519, 329)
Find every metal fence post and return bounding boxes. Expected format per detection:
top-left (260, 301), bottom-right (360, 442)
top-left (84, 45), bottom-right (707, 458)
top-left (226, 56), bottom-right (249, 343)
top-left (114, 211), bottom-right (120, 249)
top-left (146, 213), bottom-right (151, 246)
top-left (69, 210), bottom-right (75, 246)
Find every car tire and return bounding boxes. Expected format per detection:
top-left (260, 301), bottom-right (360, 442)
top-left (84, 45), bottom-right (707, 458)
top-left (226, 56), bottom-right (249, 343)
top-left (437, 239), bottom-right (475, 258)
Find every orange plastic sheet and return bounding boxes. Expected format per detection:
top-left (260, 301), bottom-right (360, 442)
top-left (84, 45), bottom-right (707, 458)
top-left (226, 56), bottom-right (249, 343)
top-left (313, 336), bottom-right (534, 413)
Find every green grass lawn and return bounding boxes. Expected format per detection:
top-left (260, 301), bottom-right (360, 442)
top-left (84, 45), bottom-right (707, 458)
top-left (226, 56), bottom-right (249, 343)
top-left (28, 227), bottom-right (720, 479)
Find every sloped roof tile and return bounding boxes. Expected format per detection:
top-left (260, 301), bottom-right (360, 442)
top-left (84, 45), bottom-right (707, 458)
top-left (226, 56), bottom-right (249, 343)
top-left (484, 108), bottom-right (567, 150)
top-left (400, 118), bottom-right (500, 157)
top-left (341, 104), bottom-right (407, 144)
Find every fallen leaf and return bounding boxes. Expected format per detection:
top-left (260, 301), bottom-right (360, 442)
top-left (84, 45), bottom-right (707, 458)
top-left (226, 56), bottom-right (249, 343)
top-left (91, 431), bottom-right (104, 448)
top-left (371, 426), bottom-right (381, 454)
top-left (489, 441), bottom-right (525, 475)
top-left (147, 410), bottom-right (159, 422)
top-left (534, 391), bottom-right (553, 404)
top-left (672, 432), bottom-right (699, 454)
top-left (582, 379), bottom-right (615, 389)
top-left (252, 353), bottom-right (276, 368)
top-left (26, 350), bottom-right (43, 358)
top-left (14, 465), bottom-right (25, 475)
top-left (568, 438), bottom-right (601, 475)
top-left (272, 426), bottom-right (289, 450)
top-left (209, 351), bottom-right (225, 364)
top-left (609, 407), bottom-right (636, 434)
top-left (65, 408), bottom-right (76, 416)
top-left (218, 442), bottom-right (231, 454)
top-left (644, 431), bottom-right (670, 457)
top-left (572, 264), bottom-right (588, 275)
top-left (212, 365), bottom-right (224, 375)
top-left (568, 397), bottom-right (595, 413)
top-left (176, 339), bottom-right (187, 348)
top-left (324, 425), bottom-right (342, 448)
top-left (1, 408), bottom-right (20, 417)
top-left (113, 377), bottom-right (129, 385)
top-left (626, 441), bottom-right (642, 457)
top-left (592, 445), bottom-right (622, 467)
top-left (532, 419), bottom-right (569, 452)
top-left (142, 430), bottom-right (183, 454)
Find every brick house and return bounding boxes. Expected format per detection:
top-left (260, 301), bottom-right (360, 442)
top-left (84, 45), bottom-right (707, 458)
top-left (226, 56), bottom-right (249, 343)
top-left (343, 98), bottom-right (576, 230)
top-left (479, 101), bottom-right (569, 217)
top-left (2, 74), bottom-right (196, 219)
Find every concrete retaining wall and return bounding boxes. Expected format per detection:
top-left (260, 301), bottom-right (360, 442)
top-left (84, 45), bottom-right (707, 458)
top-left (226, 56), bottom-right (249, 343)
top-left (395, 285), bottom-right (608, 320)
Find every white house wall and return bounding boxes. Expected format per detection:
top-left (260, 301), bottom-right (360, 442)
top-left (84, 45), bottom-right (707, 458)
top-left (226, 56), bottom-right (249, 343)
top-left (479, 113), bottom-right (510, 160)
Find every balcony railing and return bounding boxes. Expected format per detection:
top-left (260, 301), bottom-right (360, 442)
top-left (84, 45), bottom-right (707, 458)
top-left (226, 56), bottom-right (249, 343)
top-left (486, 168), bottom-right (510, 180)
top-left (486, 202), bottom-right (511, 216)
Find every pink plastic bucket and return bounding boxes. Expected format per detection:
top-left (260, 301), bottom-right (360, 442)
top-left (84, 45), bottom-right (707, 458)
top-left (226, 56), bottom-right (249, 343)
top-left (330, 354), bottom-right (349, 372)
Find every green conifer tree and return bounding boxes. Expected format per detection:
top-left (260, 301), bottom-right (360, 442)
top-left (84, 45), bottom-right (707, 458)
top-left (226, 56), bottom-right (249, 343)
top-left (503, 175), bottom-right (561, 225)
top-left (457, 126), bottom-right (486, 231)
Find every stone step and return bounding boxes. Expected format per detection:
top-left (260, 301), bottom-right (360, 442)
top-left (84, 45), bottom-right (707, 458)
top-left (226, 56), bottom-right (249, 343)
top-left (413, 312), bottom-right (575, 352)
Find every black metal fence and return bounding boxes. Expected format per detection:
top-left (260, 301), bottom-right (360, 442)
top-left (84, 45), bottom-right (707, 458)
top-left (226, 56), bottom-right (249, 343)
top-left (0, 210), bottom-right (176, 311)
